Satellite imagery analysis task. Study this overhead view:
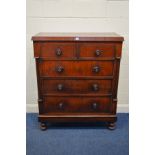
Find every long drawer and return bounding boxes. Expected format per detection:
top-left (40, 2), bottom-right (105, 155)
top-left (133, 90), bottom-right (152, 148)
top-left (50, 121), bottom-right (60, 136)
top-left (42, 96), bottom-right (112, 113)
top-left (39, 60), bottom-right (114, 77)
top-left (41, 79), bottom-right (112, 95)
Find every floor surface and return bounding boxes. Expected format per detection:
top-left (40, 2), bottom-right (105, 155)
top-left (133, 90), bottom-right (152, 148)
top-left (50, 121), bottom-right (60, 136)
top-left (26, 113), bottom-right (129, 155)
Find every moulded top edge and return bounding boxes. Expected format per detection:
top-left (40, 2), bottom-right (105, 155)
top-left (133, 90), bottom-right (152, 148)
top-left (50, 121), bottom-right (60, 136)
top-left (32, 32), bottom-right (124, 42)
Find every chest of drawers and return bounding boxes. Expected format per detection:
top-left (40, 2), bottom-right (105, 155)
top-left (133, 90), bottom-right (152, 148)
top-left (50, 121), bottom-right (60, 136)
top-left (32, 32), bottom-right (124, 130)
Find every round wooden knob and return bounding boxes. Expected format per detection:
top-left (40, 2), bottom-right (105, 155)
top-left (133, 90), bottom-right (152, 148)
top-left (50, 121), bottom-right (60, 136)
top-left (57, 84), bottom-right (64, 91)
top-left (92, 66), bottom-right (100, 73)
top-left (92, 84), bottom-right (99, 91)
top-left (55, 48), bottom-right (62, 56)
top-left (56, 66), bottom-right (64, 73)
top-left (58, 102), bottom-right (64, 109)
top-left (95, 50), bottom-right (102, 56)
top-left (92, 103), bottom-right (98, 110)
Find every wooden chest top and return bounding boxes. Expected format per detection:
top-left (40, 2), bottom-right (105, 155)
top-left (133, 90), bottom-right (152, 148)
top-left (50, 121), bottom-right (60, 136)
top-left (32, 32), bottom-right (124, 42)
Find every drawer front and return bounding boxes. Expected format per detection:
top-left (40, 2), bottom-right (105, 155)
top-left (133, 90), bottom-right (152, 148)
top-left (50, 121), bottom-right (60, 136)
top-left (42, 79), bottom-right (112, 95)
top-left (39, 61), bottom-right (114, 77)
top-left (79, 43), bottom-right (115, 58)
top-left (43, 97), bottom-right (112, 113)
top-left (40, 42), bottom-right (76, 58)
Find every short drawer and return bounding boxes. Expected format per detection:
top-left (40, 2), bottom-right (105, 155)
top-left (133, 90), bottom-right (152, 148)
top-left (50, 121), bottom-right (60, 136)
top-left (39, 61), bottom-right (114, 77)
top-left (42, 79), bottom-right (112, 95)
top-left (79, 43), bottom-right (115, 59)
top-left (42, 97), bottom-right (112, 113)
top-left (40, 42), bottom-right (76, 58)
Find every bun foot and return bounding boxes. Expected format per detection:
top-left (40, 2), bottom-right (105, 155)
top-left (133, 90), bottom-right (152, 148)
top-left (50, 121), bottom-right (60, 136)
top-left (40, 122), bottom-right (47, 130)
top-left (108, 122), bottom-right (116, 130)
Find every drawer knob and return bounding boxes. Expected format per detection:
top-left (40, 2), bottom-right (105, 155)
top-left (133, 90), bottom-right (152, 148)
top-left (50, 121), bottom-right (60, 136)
top-left (92, 103), bottom-right (98, 110)
top-left (92, 84), bottom-right (99, 91)
top-left (55, 48), bottom-right (62, 56)
top-left (56, 66), bottom-right (64, 73)
top-left (58, 102), bottom-right (64, 109)
top-left (95, 50), bottom-right (102, 56)
top-left (92, 66), bottom-right (100, 73)
top-left (57, 84), bottom-right (64, 91)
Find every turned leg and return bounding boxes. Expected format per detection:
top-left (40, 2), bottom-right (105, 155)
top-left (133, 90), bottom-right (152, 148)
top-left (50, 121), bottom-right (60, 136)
top-left (107, 122), bottom-right (116, 130)
top-left (40, 122), bottom-right (47, 130)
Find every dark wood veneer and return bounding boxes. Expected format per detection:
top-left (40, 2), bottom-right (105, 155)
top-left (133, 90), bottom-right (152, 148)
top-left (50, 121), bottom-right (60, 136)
top-left (32, 32), bottom-right (124, 130)
top-left (43, 96), bottom-right (112, 113)
top-left (41, 79), bottom-right (112, 95)
top-left (39, 61), bottom-right (114, 77)
top-left (40, 42), bottom-right (76, 58)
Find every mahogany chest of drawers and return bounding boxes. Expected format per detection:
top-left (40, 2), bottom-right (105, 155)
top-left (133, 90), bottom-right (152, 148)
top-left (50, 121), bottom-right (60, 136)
top-left (32, 32), bottom-right (124, 130)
